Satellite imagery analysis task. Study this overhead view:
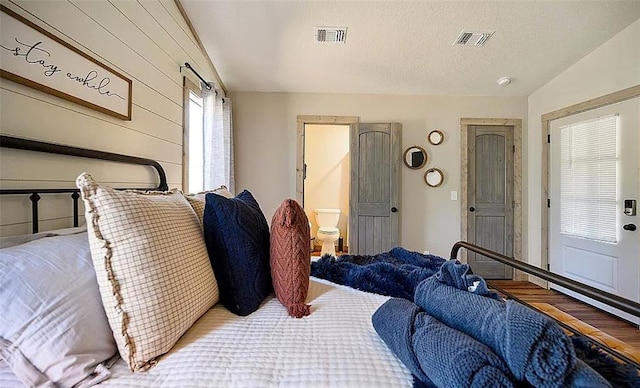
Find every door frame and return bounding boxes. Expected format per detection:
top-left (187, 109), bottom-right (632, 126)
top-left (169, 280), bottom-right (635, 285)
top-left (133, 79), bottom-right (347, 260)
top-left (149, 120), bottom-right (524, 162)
top-left (460, 118), bottom-right (523, 280)
top-left (540, 84), bottom-right (640, 289)
top-left (296, 115), bottom-right (359, 206)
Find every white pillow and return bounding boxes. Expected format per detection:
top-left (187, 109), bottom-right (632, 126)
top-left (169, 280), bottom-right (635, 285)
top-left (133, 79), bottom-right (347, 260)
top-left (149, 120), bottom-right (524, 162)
top-left (0, 233), bottom-right (118, 387)
top-left (0, 225), bottom-right (87, 249)
top-left (76, 173), bottom-right (219, 371)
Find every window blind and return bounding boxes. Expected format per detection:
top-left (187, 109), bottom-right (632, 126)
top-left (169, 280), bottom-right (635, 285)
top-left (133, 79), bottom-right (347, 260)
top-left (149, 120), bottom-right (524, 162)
top-left (560, 114), bottom-right (618, 243)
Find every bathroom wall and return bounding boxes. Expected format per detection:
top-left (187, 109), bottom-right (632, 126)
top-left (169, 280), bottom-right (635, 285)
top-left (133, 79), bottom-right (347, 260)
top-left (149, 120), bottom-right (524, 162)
top-left (303, 124), bottom-right (350, 248)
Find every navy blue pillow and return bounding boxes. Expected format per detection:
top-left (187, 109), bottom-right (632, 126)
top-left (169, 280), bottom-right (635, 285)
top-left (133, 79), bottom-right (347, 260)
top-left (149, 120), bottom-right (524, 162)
top-left (203, 190), bottom-right (272, 316)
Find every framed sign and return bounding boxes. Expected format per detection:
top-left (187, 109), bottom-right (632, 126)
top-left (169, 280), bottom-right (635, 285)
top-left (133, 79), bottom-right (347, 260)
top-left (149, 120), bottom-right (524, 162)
top-left (0, 5), bottom-right (132, 120)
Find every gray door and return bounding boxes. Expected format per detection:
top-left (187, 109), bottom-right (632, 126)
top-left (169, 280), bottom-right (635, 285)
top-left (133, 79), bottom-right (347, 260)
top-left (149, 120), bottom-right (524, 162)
top-left (467, 125), bottom-right (514, 279)
top-left (349, 123), bottom-right (401, 255)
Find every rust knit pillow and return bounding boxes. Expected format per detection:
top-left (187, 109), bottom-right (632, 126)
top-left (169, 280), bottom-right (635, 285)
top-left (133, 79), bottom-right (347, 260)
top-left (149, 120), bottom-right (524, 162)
top-left (270, 199), bottom-right (312, 318)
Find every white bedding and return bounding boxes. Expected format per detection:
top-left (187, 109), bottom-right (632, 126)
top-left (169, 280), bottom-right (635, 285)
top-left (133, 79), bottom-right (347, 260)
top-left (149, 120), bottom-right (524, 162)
top-left (1, 278), bottom-right (412, 387)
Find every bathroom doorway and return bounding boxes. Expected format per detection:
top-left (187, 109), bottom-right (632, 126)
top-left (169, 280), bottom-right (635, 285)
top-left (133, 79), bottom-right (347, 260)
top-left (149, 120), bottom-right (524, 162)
top-left (296, 115), bottom-right (360, 252)
top-left (297, 116), bottom-right (402, 255)
top-left (303, 123), bottom-right (351, 254)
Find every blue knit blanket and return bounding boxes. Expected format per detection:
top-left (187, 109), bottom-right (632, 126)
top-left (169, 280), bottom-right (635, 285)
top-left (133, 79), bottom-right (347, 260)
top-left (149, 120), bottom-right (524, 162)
top-left (310, 247), bottom-right (445, 300)
top-left (415, 275), bottom-right (611, 387)
top-left (314, 251), bottom-right (637, 387)
top-left (373, 298), bottom-right (516, 388)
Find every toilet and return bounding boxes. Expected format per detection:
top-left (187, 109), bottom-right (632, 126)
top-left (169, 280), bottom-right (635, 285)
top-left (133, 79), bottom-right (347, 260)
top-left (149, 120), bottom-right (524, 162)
top-left (314, 208), bottom-right (341, 257)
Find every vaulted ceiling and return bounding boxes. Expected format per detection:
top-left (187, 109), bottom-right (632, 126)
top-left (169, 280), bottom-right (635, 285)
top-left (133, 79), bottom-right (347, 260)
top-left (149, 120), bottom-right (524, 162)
top-left (182, 1), bottom-right (640, 97)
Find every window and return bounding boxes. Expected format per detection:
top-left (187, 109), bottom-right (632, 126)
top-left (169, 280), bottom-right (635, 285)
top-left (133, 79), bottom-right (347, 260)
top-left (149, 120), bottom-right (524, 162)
top-left (182, 76), bottom-right (234, 194)
top-left (188, 90), bottom-right (204, 192)
top-left (560, 114), bottom-right (618, 243)
top-left (183, 79), bottom-right (204, 193)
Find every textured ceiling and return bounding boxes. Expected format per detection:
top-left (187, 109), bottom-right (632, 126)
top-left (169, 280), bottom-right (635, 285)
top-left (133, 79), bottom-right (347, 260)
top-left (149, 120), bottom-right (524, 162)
top-left (181, 1), bottom-right (640, 97)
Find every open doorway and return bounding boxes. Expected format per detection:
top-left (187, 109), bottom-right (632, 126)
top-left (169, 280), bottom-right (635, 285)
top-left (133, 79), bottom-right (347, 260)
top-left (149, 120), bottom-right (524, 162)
top-left (297, 116), bottom-right (401, 256)
top-left (304, 124), bottom-right (350, 255)
top-left (296, 115), bottom-right (358, 256)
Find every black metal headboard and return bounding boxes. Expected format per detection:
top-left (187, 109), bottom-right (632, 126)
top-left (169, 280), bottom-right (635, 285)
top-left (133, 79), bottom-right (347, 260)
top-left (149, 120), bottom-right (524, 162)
top-left (0, 135), bottom-right (168, 233)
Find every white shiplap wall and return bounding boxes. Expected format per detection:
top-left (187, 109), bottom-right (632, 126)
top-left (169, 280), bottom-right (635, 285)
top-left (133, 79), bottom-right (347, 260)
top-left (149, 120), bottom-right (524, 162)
top-left (0, 0), bottom-right (221, 236)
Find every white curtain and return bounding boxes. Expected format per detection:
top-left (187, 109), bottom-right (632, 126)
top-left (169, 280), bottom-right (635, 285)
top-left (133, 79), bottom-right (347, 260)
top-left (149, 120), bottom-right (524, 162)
top-left (202, 82), bottom-right (235, 193)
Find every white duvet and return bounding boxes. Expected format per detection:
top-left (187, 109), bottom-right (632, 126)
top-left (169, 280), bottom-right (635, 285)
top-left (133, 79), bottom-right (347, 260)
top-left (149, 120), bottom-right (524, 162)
top-left (1, 278), bottom-right (412, 387)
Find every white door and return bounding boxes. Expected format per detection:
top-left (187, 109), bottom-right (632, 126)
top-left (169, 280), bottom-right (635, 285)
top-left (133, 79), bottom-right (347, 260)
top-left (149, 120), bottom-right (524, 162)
top-left (549, 98), bottom-right (639, 325)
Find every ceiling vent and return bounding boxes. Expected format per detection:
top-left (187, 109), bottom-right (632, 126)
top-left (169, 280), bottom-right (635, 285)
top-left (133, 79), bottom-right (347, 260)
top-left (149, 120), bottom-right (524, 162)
top-left (315, 26), bottom-right (347, 43)
top-left (453, 30), bottom-right (494, 47)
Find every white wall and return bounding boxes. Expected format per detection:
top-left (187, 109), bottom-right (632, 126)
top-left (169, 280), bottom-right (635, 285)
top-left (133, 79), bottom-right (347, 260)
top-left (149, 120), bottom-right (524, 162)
top-left (232, 92), bottom-right (527, 257)
top-left (0, 0), bottom-right (219, 235)
top-left (527, 19), bottom-right (640, 270)
top-left (304, 124), bottom-right (350, 246)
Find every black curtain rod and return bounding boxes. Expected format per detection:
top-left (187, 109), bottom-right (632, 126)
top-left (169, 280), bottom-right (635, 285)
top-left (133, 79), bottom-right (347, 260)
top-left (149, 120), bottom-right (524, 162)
top-left (182, 62), bottom-right (212, 90)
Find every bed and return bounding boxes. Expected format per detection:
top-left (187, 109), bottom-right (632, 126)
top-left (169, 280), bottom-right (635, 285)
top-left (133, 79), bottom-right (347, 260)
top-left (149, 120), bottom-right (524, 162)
top-left (1, 135), bottom-right (639, 388)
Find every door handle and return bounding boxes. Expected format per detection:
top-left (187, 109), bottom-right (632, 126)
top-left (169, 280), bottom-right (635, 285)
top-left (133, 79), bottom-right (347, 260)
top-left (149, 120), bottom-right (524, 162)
top-left (391, 207), bottom-right (398, 213)
top-left (623, 223), bottom-right (636, 231)
top-left (469, 207), bottom-right (475, 212)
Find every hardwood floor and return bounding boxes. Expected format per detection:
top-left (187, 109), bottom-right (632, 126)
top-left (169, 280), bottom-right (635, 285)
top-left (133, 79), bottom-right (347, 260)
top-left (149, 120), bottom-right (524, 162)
top-left (488, 280), bottom-right (640, 349)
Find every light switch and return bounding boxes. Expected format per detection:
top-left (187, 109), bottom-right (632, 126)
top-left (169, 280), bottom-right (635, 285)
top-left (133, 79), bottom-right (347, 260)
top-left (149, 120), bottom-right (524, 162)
top-left (450, 191), bottom-right (458, 201)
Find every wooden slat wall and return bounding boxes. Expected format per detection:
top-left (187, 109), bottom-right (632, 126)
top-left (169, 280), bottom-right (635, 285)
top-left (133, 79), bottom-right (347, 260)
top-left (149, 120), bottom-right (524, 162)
top-left (0, 0), bottom-right (221, 236)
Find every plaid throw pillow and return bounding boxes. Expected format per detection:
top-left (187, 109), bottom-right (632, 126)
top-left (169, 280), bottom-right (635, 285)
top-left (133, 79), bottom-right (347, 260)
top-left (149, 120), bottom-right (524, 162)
top-left (183, 186), bottom-right (234, 226)
top-left (77, 173), bottom-right (219, 371)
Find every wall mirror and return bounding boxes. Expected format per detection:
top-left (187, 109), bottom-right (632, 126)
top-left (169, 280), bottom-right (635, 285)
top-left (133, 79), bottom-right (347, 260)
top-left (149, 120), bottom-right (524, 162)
top-left (403, 146), bottom-right (427, 169)
top-left (425, 168), bottom-right (444, 187)
top-left (428, 130), bottom-right (444, 145)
